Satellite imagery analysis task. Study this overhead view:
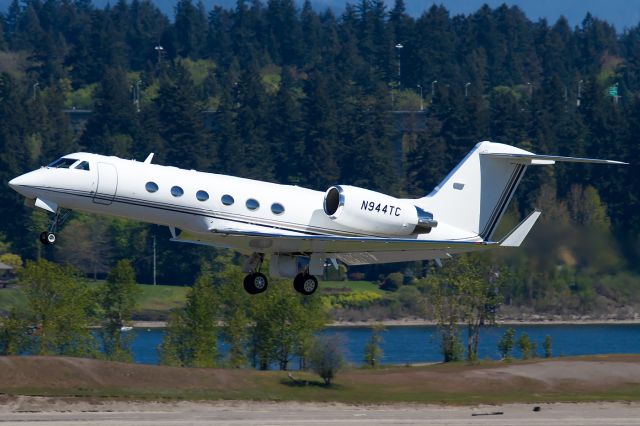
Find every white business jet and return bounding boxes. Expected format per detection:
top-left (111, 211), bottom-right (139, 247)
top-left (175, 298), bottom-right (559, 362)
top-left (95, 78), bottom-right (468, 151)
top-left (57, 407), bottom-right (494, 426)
top-left (8, 141), bottom-right (625, 295)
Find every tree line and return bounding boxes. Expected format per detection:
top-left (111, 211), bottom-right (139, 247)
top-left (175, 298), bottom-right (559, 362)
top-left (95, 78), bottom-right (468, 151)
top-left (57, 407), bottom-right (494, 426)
top-left (0, 0), bottom-right (637, 313)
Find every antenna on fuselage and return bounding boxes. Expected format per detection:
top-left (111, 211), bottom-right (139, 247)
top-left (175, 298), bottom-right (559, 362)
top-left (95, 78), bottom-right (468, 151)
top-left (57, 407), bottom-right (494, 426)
top-left (144, 153), bottom-right (154, 164)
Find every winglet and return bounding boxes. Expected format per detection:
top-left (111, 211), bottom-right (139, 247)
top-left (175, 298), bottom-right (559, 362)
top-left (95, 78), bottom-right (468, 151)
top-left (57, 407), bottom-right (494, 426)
top-left (499, 210), bottom-right (541, 247)
top-left (144, 153), bottom-right (154, 164)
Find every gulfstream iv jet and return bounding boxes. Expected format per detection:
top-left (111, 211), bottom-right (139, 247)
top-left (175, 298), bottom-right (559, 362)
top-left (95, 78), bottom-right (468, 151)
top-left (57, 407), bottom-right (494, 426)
top-left (9, 141), bottom-right (625, 295)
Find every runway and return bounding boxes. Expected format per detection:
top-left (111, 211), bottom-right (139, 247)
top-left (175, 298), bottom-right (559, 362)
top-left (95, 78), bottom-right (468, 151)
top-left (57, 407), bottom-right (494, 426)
top-left (1, 398), bottom-right (640, 426)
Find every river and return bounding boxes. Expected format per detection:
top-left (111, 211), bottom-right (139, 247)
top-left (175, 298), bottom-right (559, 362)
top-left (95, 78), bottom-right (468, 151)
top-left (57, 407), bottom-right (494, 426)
top-left (129, 324), bottom-right (640, 367)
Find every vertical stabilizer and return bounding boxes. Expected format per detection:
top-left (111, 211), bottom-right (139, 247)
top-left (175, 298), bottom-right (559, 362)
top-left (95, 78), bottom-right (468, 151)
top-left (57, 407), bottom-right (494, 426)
top-left (417, 141), bottom-right (531, 240)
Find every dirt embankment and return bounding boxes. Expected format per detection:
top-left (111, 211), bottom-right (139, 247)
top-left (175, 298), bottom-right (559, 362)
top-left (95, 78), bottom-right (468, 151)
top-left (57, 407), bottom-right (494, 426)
top-left (1, 354), bottom-right (640, 404)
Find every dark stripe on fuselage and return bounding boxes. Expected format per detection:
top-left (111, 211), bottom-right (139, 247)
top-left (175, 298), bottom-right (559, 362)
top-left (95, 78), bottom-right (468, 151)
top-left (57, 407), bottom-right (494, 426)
top-left (28, 186), bottom-right (378, 238)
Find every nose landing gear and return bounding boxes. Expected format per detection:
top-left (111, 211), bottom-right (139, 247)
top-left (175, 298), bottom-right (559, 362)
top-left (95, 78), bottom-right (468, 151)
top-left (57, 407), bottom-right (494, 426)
top-left (39, 209), bottom-right (70, 245)
top-left (39, 231), bottom-right (56, 245)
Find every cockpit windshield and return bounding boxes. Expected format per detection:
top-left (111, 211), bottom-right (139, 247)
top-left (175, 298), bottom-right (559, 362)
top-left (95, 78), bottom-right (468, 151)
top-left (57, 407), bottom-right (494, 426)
top-left (47, 158), bottom-right (78, 169)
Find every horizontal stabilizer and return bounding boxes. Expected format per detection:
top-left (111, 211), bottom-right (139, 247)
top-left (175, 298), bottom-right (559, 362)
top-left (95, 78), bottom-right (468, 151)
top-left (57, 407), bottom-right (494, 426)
top-left (499, 210), bottom-right (541, 247)
top-left (483, 152), bottom-right (628, 165)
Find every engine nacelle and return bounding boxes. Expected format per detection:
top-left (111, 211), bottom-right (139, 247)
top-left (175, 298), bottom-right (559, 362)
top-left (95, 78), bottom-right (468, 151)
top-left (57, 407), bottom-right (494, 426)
top-left (323, 185), bottom-right (437, 236)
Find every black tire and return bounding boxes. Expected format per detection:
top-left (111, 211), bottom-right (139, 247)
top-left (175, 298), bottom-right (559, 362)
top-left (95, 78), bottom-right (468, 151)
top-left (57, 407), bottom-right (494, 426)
top-left (46, 232), bottom-right (56, 245)
top-left (294, 274), bottom-right (318, 296)
top-left (39, 231), bottom-right (55, 245)
top-left (243, 272), bottom-right (268, 295)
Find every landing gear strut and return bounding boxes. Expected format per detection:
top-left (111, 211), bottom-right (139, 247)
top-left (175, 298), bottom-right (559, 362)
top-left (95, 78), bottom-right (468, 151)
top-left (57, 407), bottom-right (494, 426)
top-left (293, 273), bottom-right (318, 296)
top-left (39, 209), bottom-right (70, 245)
top-left (243, 253), bottom-right (268, 295)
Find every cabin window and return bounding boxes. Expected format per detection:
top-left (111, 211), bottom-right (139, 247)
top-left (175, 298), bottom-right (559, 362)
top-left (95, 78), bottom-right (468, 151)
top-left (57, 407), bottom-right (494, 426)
top-left (145, 182), bottom-right (159, 193)
top-left (196, 190), bottom-right (209, 202)
top-left (171, 186), bottom-right (184, 197)
top-left (221, 194), bottom-right (234, 206)
top-left (75, 161), bottom-right (90, 171)
top-left (47, 158), bottom-right (78, 169)
top-left (246, 198), bottom-right (260, 211)
top-left (271, 203), bottom-right (285, 215)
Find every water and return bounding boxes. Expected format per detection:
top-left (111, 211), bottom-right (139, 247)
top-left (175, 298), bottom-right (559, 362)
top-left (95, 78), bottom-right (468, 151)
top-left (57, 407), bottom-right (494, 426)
top-left (130, 324), bottom-right (640, 366)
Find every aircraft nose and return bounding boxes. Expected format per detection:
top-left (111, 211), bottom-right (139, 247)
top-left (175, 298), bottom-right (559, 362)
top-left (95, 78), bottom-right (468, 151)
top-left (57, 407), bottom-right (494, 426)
top-left (8, 175), bottom-right (25, 189)
top-left (8, 171), bottom-right (42, 196)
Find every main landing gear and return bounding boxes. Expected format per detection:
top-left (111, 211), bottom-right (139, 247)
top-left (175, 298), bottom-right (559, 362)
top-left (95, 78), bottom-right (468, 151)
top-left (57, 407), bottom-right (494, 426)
top-left (242, 253), bottom-right (319, 296)
top-left (39, 209), bottom-right (70, 246)
top-left (293, 273), bottom-right (318, 296)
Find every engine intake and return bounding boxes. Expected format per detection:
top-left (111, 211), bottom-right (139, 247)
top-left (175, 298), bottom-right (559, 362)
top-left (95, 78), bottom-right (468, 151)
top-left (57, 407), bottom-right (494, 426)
top-left (323, 185), bottom-right (437, 236)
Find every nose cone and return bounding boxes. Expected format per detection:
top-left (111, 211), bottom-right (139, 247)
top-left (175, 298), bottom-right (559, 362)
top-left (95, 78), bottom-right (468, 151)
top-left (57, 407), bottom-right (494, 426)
top-left (8, 175), bottom-right (25, 189)
top-left (8, 171), bottom-right (41, 197)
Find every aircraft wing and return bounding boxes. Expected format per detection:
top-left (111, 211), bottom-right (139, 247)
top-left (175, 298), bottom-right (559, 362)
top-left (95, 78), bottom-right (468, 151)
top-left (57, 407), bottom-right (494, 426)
top-left (173, 229), bottom-right (494, 265)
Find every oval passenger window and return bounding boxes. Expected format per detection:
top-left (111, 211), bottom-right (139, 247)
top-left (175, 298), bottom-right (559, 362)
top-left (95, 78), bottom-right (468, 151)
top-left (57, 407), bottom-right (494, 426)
top-left (196, 190), bottom-right (209, 202)
top-left (145, 182), bottom-right (159, 193)
top-left (271, 203), bottom-right (285, 215)
top-left (221, 194), bottom-right (234, 206)
top-left (246, 198), bottom-right (260, 211)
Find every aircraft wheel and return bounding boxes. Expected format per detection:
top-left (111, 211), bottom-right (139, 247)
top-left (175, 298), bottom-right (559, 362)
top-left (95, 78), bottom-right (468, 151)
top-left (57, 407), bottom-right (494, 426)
top-left (243, 272), bottom-right (268, 295)
top-left (39, 231), bottom-right (55, 245)
top-left (294, 273), bottom-right (318, 296)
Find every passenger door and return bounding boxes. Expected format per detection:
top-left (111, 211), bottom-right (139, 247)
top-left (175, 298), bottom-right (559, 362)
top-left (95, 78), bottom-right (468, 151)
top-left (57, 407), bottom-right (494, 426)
top-left (93, 163), bottom-right (118, 205)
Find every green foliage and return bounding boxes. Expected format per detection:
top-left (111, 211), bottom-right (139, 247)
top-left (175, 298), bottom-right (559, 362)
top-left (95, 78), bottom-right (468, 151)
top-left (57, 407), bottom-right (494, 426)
top-left (0, 253), bottom-right (22, 271)
top-left (19, 259), bottom-right (96, 356)
top-left (420, 255), bottom-right (502, 362)
top-left (364, 324), bottom-right (385, 368)
top-left (498, 328), bottom-right (516, 360)
top-left (325, 291), bottom-right (383, 309)
top-left (0, 308), bottom-right (30, 355)
top-left (543, 335), bottom-right (553, 358)
top-left (381, 272), bottom-right (404, 291)
top-left (517, 333), bottom-right (537, 360)
top-left (99, 260), bottom-right (140, 361)
top-left (308, 334), bottom-right (345, 385)
top-left (160, 273), bottom-right (219, 367)
top-left (249, 278), bottom-right (328, 371)
top-left (218, 265), bottom-right (251, 368)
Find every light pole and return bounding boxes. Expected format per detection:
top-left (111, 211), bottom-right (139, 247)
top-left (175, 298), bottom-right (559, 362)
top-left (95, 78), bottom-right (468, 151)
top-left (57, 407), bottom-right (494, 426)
top-left (32, 82), bottom-right (39, 101)
top-left (417, 84), bottom-right (423, 110)
top-left (154, 45), bottom-right (164, 64)
top-left (395, 43), bottom-right (403, 86)
top-left (134, 80), bottom-right (141, 112)
top-left (431, 80), bottom-right (437, 102)
top-left (465, 82), bottom-right (470, 97)
top-left (577, 79), bottom-right (583, 107)
top-left (152, 232), bottom-right (156, 286)
top-left (527, 81), bottom-right (532, 97)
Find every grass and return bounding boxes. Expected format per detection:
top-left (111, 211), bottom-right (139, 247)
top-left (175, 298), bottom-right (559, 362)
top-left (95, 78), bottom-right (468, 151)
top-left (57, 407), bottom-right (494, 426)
top-left (0, 282), bottom-right (189, 317)
top-left (0, 285), bottom-right (27, 312)
top-left (320, 280), bottom-right (386, 296)
top-left (135, 284), bottom-right (189, 313)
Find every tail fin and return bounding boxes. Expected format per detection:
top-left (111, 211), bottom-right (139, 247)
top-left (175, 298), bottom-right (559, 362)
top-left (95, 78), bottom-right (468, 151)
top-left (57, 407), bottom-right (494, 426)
top-left (417, 141), bottom-right (626, 241)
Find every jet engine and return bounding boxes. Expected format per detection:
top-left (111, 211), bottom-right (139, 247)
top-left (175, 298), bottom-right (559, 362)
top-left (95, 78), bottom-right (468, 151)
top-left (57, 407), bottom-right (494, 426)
top-left (323, 185), bottom-right (437, 236)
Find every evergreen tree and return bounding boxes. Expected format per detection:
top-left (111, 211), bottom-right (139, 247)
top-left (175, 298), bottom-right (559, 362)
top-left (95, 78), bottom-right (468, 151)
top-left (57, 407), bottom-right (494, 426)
top-left (79, 67), bottom-right (139, 156)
